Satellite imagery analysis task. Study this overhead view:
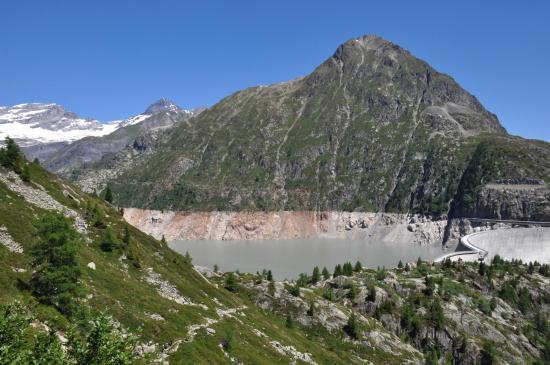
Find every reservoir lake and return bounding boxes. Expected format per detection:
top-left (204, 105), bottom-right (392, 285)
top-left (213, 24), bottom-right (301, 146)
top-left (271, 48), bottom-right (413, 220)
top-left (170, 238), bottom-right (452, 280)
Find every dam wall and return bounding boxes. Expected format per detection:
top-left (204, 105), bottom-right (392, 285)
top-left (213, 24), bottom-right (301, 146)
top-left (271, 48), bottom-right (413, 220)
top-left (436, 227), bottom-right (550, 264)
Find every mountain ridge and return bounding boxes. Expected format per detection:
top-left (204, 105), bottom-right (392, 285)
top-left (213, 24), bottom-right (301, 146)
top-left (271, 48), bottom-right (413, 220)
top-left (97, 35), bottom-right (547, 219)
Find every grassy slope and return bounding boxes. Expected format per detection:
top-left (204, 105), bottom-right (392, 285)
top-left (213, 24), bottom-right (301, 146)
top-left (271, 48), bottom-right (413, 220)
top-left (0, 162), bottom-right (418, 364)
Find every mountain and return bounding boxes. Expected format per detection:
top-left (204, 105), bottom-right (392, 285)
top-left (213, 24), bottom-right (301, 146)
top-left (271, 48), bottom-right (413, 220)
top-left (0, 103), bottom-right (119, 147)
top-left (1, 147), bottom-right (549, 364)
top-left (42, 99), bottom-right (200, 180)
top-left (99, 35), bottom-right (548, 221)
top-left (0, 100), bottom-right (199, 167)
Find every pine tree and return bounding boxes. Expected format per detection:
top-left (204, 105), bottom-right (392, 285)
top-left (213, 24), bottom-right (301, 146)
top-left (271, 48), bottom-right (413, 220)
top-left (30, 212), bottom-right (82, 316)
top-left (267, 270), bottom-right (273, 282)
top-left (343, 262), bottom-right (354, 276)
top-left (20, 163), bottom-right (31, 182)
top-left (224, 273), bottom-right (238, 292)
top-left (104, 186), bottom-right (113, 204)
top-left (479, 261), bottom-right (487, 276)
top-left (348, 284), bottom-right (358, 299)
top-left (311, 266), bottom-right (320, 284)
top-left (122, 226), bottom-right (131, 246)
top-left (100, 228), bottom-right (118, 252)
top-left (398, 260), bottom-right (404, 269)
top-left (307, 302), bottom-right (315, 317)
top-left (0, 136), bottom-right (22, 173)
top-left (285, 313), bottom-right (294, 328)
top-left (333, 264), bottom-right (342, 277)
top-left (322, 267), bottom-right (330, 280)
top-left (213, 264), bottom-right (219, 272)
top-left (344, 313), bottom-right (358, 339)
top-left (354, 261), bottom-right (362, 272)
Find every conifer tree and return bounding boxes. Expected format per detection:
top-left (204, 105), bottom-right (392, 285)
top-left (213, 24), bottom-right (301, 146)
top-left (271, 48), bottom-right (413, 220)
top-left (30, 212), bottom-right (82, 315)
top-left (333, 264), bottom-right (342, 277)
top-left (20, 163), bottom-right (31, 182)
top-left (104, 186), bottom-right (113, 204)
top-left (0, 136), bottom-right (22, 173)
top-left (122, 226), bottom-right (131, 246)
top-left (311, 266), bottom-right (321, 284)
top-left (344, 313), bottom-right (358, 339)
top-left (100, 228), bottom-right (118, 252)
top-left (224, 273), bottom-right (238, 292)
top-left (322, 267), bottom-right (330, 280)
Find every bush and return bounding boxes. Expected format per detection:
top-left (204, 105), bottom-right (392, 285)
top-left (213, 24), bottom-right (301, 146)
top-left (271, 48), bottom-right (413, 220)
top-left (347, 284), bottom-right (358, 300)
top-left (221, 331), bottom-right (234, 352)
top-left (288, 284), bottom-right (300, 297)
top-left (224, 273), bottom-right (238, 292)
top-left (375, 268), bottom-right (387, 281)
top-left (100, 228), bottom-right (119, 252)
top-left (285, 313), bottom-right (294, 328)
top-left (0, 302), bottom-right (140, 365)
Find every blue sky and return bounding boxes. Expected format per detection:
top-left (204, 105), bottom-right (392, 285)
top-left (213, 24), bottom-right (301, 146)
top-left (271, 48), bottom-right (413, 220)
top-left (1, 1), bottom-right (548, 141)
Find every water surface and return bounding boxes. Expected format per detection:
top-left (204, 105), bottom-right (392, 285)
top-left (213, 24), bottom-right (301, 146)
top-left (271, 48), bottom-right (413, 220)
top-left (170, 238), bottom-right (450, 280)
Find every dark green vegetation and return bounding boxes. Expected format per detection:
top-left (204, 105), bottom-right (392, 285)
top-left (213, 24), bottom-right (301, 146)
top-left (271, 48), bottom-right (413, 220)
top-left (0, 137), bottom-right (25, 176)
top-left (99, 35), bottom-right (549, 219)
top-left (0, 301), bottom-right (140, 365)
top-left (233, 256), bottom-right (550, 365)
top-left (30, 212), bottom-right (82, 316)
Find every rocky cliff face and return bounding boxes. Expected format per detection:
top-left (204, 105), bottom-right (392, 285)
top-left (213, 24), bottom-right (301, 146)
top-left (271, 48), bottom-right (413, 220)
top-left (461, 184), bottom-right (550, 221)
top-left (104, 35), bottom-right (548, 219)
top-left (123, 208), bottom-right (449, 245)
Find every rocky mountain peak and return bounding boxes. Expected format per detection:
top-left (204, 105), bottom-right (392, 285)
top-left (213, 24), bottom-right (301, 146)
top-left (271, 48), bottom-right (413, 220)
top-left (144, 98), bottom-right (181, 115)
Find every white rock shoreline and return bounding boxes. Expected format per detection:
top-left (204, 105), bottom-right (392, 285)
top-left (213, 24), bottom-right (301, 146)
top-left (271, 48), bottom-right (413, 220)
top-left (123, 208), bottom-right (455, 246)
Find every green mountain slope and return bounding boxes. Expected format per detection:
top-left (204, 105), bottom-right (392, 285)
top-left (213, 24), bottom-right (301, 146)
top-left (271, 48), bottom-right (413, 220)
top-left (0, 152), bottom-right (424, 364)
top-left (2, 142), bottom-right (549, 364)
top-left (103, 35), bottom-right (549, 217)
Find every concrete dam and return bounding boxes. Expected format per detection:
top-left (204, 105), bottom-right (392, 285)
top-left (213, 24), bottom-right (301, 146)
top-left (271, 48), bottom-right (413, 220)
top-left (436, 226), bottom-right (550, 264)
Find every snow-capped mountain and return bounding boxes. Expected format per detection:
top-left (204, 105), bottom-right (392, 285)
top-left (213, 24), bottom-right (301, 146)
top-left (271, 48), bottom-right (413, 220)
top-left (0, 99), bottom-right (195, 148)
top-left (0, 103), bottom-right (119, 146)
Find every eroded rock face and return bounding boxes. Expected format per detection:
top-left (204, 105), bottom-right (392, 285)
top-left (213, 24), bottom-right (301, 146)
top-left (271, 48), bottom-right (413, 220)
top-left (466, 184), bottom-right (550, 221)
top-left (123, 208), bottom-right (450, 245)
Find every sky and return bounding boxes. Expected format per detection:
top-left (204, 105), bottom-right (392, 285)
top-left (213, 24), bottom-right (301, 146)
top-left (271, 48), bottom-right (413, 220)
top-left (0, 1), bottom-right (548, 141)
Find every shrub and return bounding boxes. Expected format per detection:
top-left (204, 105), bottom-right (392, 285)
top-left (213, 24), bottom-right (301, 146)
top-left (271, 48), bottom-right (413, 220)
top-left (224, 273), bottom-right (239, 292)
top-left (288, 284), bottom-right (300, 297)
top-left (100, 228), bottom-right (118, 252)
